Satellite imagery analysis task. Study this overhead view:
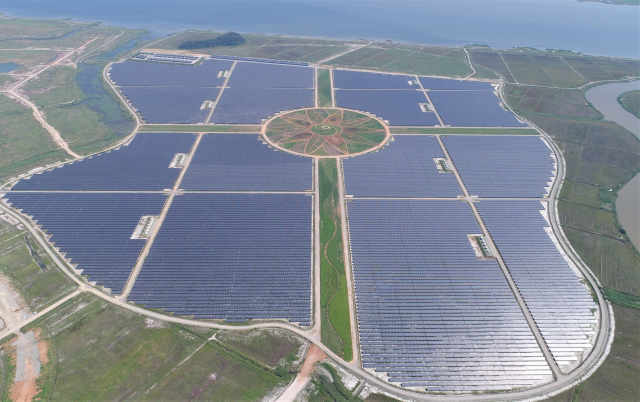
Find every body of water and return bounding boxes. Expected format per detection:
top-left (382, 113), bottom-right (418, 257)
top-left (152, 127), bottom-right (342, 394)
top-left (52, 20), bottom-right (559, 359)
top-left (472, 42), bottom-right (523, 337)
top-left (75, 62), bottom-right (135, 136)
top-left (0, 0), bottom-right (638, 58)
top-left (0, 62), bottom-right (21, 73)
top-left (585, 81), bottom-right (640, 250)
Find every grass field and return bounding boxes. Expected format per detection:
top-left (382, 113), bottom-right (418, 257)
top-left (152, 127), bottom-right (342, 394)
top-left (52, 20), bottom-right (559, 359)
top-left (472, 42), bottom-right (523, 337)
top-left (506, 85), bottom-right (602, 120)
top-left (306, 363), bottom-right (362, 402)
top-left (318, 159), bottom-right (353, 362)
top-left (317, 68), bottom-right (333, 107)
top-left (0, 49), bottom-right (58, 71)
top-left (216, 329), bottom-right (303, 368)
top-left (0, 94), bottom-right (68, 182)
top-left (21, 65), bottom-right (82, 107)
top-left (13, 293), bottom-right (292, 401)
top-left (0, 18), bottom-right (80, 40)
top-left (138, 124), bottom-right (261, 133)
top-left (144, 340), bottom-right (287, 401)
top-left (0, 219), bottom-right (75, 311)
top-left (524, 114), bottom-right (640, 297)
top-left (618, 90), bottom-right (640, 118)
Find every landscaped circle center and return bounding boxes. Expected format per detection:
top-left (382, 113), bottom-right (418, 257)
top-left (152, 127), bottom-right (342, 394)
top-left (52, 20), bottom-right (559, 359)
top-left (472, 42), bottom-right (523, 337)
top-left (311, 123), bottom-right (342, 137)
top-left (264, 108), bottom-right (388, 157)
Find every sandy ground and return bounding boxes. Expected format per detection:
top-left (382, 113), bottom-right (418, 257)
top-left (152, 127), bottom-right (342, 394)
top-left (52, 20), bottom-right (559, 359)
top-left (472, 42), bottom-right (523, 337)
top-left (276, 344), bottom-right (327, 402)
top-left (9, 330), bottom-right (45, 402)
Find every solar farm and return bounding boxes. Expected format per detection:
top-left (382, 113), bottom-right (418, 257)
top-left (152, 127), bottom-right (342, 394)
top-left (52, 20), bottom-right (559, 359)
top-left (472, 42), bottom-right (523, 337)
top-left (0, 53), bottom-right (604, 397)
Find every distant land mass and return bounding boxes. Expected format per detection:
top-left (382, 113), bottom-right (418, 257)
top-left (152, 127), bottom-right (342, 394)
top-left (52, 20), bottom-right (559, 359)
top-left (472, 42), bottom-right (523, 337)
top-left (178, 32), bottom-right (245, 50)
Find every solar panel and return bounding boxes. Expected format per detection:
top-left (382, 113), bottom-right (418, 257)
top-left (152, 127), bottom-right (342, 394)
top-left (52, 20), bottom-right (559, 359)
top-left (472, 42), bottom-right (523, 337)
top-left (210, 88), bottom-right (314, 124)
top-left (348, 199), bottom-right (552, 391)
top-left (226, 62), bottom-right (314, 88)
top-left (210, 55), bottom-right (309, 66)
top-left (11, 133), bottom-right (195, 191)
top-left (419, 76), bottom-right (494, 91)
top-left (181, 134), bottom-right (312, 192)
top-left (428, 91), bottom-right (527, 127)
top-left (109, 59), bottom-right (232, 87)
top-left (120, 86), bottom-right (220, 124)
top-left (476, 200), bottom-right (598, 370)
top-left (342, 135), bottom-right (462, 197)
top-left (129, 193), bottom-right (312, 325)
top-left (333, 70), bottom-right (415, 90)
top-left (3, 193), bottom-right (166, 294)
top-left (335, 90), bottom-right (439, 126)
top-left (443, 135), bottom-right (555, 197)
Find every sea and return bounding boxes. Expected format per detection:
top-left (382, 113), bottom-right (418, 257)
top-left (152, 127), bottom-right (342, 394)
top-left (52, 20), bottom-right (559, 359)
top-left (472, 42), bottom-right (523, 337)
top-left (0, 0), bottom-right (638, 58)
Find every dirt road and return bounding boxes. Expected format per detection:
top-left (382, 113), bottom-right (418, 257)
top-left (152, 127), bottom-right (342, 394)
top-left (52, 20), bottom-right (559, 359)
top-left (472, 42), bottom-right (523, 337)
top-left (276, 344), bottom-right (327, 402)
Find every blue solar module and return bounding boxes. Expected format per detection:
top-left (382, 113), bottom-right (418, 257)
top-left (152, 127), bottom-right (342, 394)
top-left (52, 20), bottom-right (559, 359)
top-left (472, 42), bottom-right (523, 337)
top-left (342, 135), bottom-right (462, 197)
top-left (335, 90), bottom-right (439, 126)
top-left (477, 201), bottom-right (597, 370)
top-left (443, 135), bottom-right (555, 197)
top-left (419, 76), bottom-right (494, 91)
top-left (348, 200), bottom-right (552, 391)
top-left (210, 88), bottom-right (314, 124)
top-left (226, 62), bottom-right (313, 88)
top-left (429, 91), bottom-right (527, 127)
top-left (210, 55), bottom-right (309, 66)
top-left (120, 86), bottom-right (220, 124)
top-left (109, 59), bottom-right (232, 87)
top-left (181, 134), bottom-right (312, 191)
top-left (11, 133), bottom-right (195, 191)
top-left (129, 193), bottom-right (312, 325)
top-left (333, 70), bottom-right (415, 90)
top-left (3, 193), bottom-right (166, 294)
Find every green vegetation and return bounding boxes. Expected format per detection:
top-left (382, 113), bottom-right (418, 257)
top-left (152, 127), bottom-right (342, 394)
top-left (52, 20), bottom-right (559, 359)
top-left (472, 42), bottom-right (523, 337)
top-left (365, 393), bottom-right (402, 402)
top-left (138, 124), bottom-right (261, 133)
top-left (319, 159), bottom-right (353, 361)
top-left (578, 0), bottom-right (640, 6)
top-left (266, 109), bottom-right (386, 156)
top-left (154, 31), bottom-right (349, 63)
top-left (390, 127), bottom-right (539, 135)
top-left (468, 49), bottom-right (638, 85)
top-left (178, 32), bottom-right (246, 50)
top-left (308, 363), bottom-right (362, 402)
top-left (0, 94), bottom-right (68, 182)
top-left (0, 335), bottom-right (16, 402)
top-left (0, 219), bottom-right (75, 310)
top-left (13, 293), bottom-right (291, 401)
top-left (325, 44), bottom-right (471, 77)
top-left (216, 329), bottom-right (303, 368)
top-left (617, 90), bottom-right (640, 118)
top-left (0, 18), bottom-right (80, 40)
top-left (603, 288), bottom-right (640, 310)
top-left (318, 68), bottom-right (333, 107)
top-left (505, 85), bottom-right (602, 120)
top-left (145, 341), bottom-right (286, 401)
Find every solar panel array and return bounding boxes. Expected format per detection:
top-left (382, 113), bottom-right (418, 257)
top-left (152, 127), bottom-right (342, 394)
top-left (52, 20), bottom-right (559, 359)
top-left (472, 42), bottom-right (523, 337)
top-left (108, 59), bottom-right (233, 124)
top-left (443, 136), bottom-right (555, 197)
top-left (129, 193), bottom-right (312, 325)
top-left (419, 77), bottom-right (494, 91)
top-left (210, 88), bottom-right (314, 124)
top-left (342, 135), bottom-right (461, 197)
top-left (429, 91), bottom-right (527, 127)
top-left (11, 133), bottom-right (195, 191)
top-left (334, 70), bottom-right (415, 90)
top-left (335, 90), bottom-right (439, 126)
top-left (347, 200), bottom-right (552, 391)
top-left (476, 201), bottom-right (597, 369)
top-left (210, 55), bottom-right (309, 66)
top-left (109, 59), bottom-right (232, 87)
top-left (119, 86), bottom-right (220, 124)
top-left (226, 62), bottom-right (314, 88)
top-left (181, 134), bottom-right (312, 191)
top-left (3, 193), bottom-right (166, 294)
